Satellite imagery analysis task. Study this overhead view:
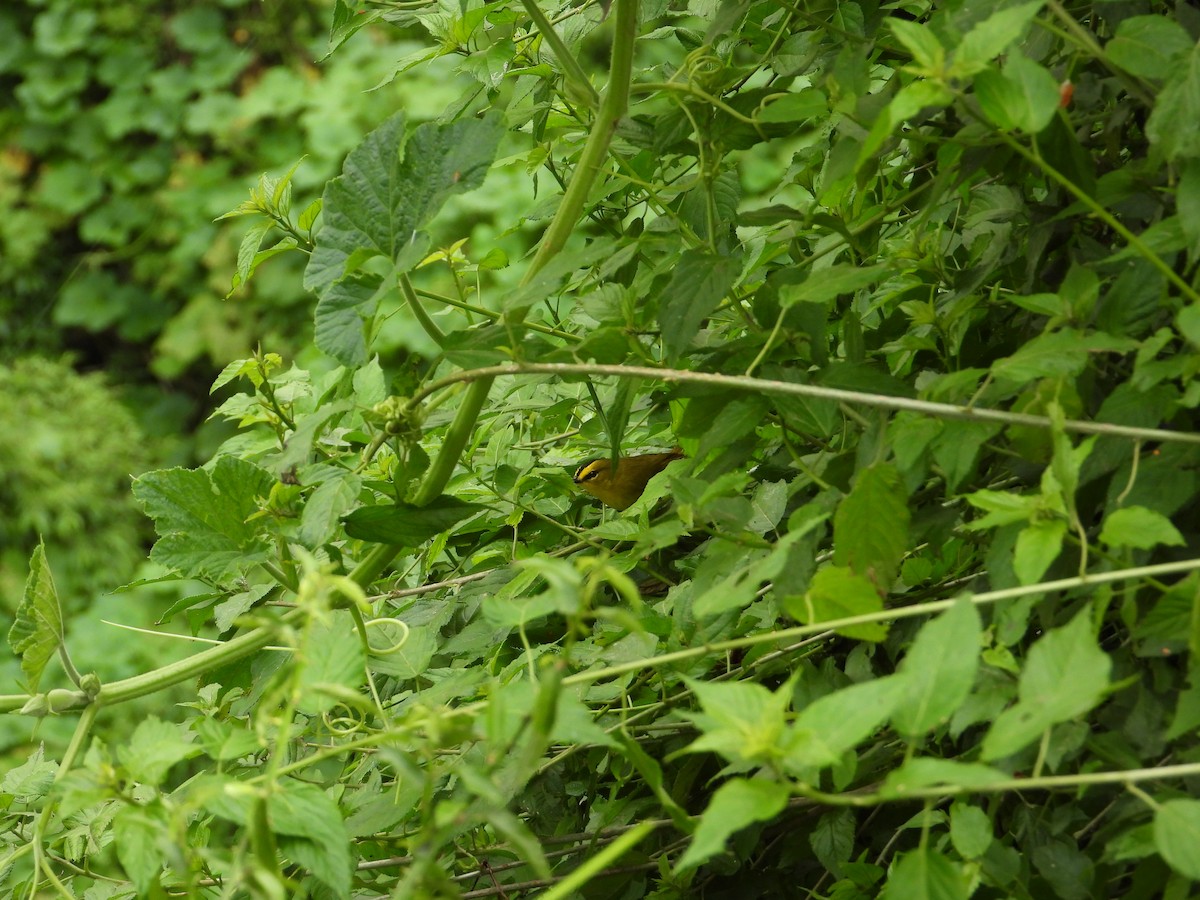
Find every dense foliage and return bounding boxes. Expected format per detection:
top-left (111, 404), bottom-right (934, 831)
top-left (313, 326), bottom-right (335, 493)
top-left (5, 0), bottom-right (1200, 897)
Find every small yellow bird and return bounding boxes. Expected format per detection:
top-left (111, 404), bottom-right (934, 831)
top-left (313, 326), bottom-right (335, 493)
top-left (573, 450), bottom-right (685, 510)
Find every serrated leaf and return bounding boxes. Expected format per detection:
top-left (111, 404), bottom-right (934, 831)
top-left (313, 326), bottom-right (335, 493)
top-left (892, 599), bottom-right (981, 737)
top-left (949, 803), bottom-right (993, 859)
top-left (304, 112), bottom-right (503, 296)
top-left (1145, 46), bottom-right (1200, 163)
top-left (270, 782), bottom-right (352, 895)
top-left (313, 272), bottom-right (386, 367)
top-left (113, 807), bottom-right (166, 894)
top-left (778, 264), bottom-right (892, 308)
top-left (297, 612), bottom-right (366, 715)
top-left (890, 19), bottom-right (945, 72)
top-left (975, 53), bottom-right (1060, 134)
top-left (342, 496), bottom-right (482, 545)
top-left (8, 544), bottom-right (64, 693)
top-left (0, 745), bottom-right (57, 802)
top-left (234, 219), bottom-right (273, 289)
top-left (118, 717), bottom-right (201, 787)
top-left (675, 778), bottom-right (789, 872)
top-left (1100, 506), bottom-right (1185, 549)
top-left (1013, 518), bottom-right (1066, 585)
top-left (132, 458), bottom-right (275, 580)
top-left (1107, 16), bottom-right (1193, 81)
top-left (810, 809), bottom-right (855, 875)
top-left (1155, 799), bottom-right (1200, 880)
top-left (952, 1), bottom-right (1045, 78)
top-left (982, 611), bottom-right (1111, 759)
top-left (833, 463), bottom-right (909, 588)
top-left (879, 848), bottom-right (970, 900)
top-left (658, 249), bottom-right (741, 362)
top-left (787, 566), bottom-right (888, 641)
top-left (787, 676), bottom-right (906, 769)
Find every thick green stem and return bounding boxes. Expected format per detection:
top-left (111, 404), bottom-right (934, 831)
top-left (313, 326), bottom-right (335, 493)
top-left (524, 0), bottom-right (639, 281)
top-left (349, 377), bottom-right (492, 587)
top-left (95, 612), bottom-right (297, 707)
top-left (352, 0), bottom-right (642, 592)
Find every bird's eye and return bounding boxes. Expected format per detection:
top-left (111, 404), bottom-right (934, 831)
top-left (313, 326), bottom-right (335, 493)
top-left (574, 461), bottom-right (604, 483)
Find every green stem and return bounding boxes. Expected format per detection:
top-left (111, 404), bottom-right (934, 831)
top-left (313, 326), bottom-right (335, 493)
top-left (92, 612), bottom-right (297, 708)
top-left (357, 0), bottom-right (642, 592)
top-left (415, 287), bottom-right (579, 341)
top-left (349, 377), bottom-right (492, 587)
top-left (400, 273), bottom-right (448, 348)
top-left (560, 558), bottom-right (1200, 687)
top-left (520, 0), bottom-right (599, 108)
top-left (996, 134), bottom-right (1200, 305)
top-left (524, 0), bottom-right (638, 280)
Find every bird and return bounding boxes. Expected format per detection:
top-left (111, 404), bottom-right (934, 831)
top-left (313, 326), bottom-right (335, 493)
top-left (572, 449), bottom-right (685, 510)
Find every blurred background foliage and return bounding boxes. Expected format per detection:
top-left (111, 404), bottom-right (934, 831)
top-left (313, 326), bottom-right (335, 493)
top-left (0, 0), bottom-right (479, 446)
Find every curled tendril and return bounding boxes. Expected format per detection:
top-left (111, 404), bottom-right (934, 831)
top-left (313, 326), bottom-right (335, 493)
top-left (682, 48), bottom-right (724, 89)
top-left (322, 702), bottom-right (369, 737)
top-left (364, 617), bottom-right (411, 655)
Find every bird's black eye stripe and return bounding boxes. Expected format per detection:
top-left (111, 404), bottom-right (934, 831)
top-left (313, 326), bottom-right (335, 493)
top-left (574, 460), bottom-right (603, 482)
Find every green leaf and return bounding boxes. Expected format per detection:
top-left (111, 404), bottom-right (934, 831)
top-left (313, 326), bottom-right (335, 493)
top-left (1107, 16), bottom-right (1193, 81)
top-left (974, 53), bottom-right (1059, 134)
top-left (892, 599), bottom-right (982, 737)
top-left (113, 807), bottom-right (165, 894)
top-left (949, 802), bottom-right (993, 859)
top-left (132, 458), bottom-right (275, 581)
top-left (1146, 46), bottom-right (1200, 163)
top-left (890, 19), bottom-right (945, 72)
top-left (342, 496), bottom-right (482, 545)
top-left (297, 612), bottom-right (367, 715)
top-left (880, 848), bottom-right (970, 900)
top-left (778, 263), bottom-right (892, 308)
top-left (118, 717), bottom-right (201, 787)
top-left (658, 249), bottom-right (741, 362)
top-left (269, 782), bottom-right (352, 896)
top-left (0, 745), bottom-right (57, 802)
top-left (951, 1), bottom-right (1045, 78)
top-left (759, 88), bottom-right (828, 123)
top-left (787, 676), bottom-right (906, 769)
top-left (1013, 518), bottom-right (1066, 585)
top-left (7, 543), bottom-right (64, 693)
top-left (682, 678), bottom-right (791, 767)
top-left (1100, 506), bottom-right (1186, 549)
top-left (982, 611), bottom-right (1111, 759)
top-left (788, 566), bottom-right (888, 641)
top-left (304, 112), bottom-right (504, 295)
top-left (964, 489), bottom-right (1038, 529)
top-left (833, 463), bottom-right (909, 588)
top-left (675, 778), bottom-right (789, 872)
top-left (313, 272), bottom-right (386, 367)
top-left (992, 328), bottom-right (1091, 383)
top-left (1155, 799), bottom-right (1200, 880)
top-left (810, 809), bottom-right (855, 876)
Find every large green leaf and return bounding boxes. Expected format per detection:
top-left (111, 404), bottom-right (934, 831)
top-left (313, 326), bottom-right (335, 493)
top-left (892, 599), bottom-right (982, 738)
top-left (304, 112), bottom-right (504, 295)
top-left (342, 496), bottom-right (483, 545)
top-left (658, 249), bottom-right (741, 362)
top-left (132, 457), bottom-right (275, 581)
top-left (833, 463), bottom-right (909, 589)
top-left (982, 611), bottom-right (1111, 759)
